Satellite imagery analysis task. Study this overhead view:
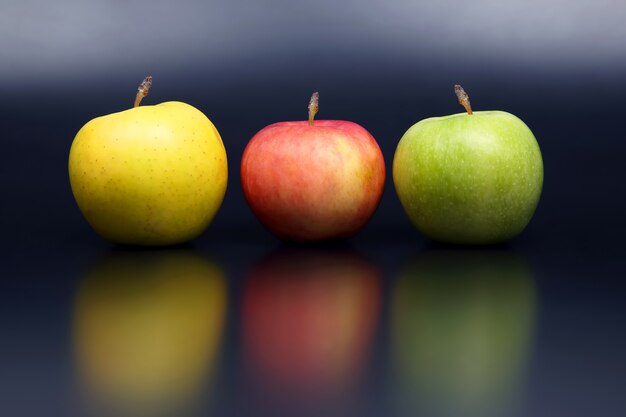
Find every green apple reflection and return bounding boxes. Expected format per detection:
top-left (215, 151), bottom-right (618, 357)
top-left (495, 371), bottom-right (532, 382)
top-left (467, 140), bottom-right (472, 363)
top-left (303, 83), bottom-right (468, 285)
top-left (391, 250), bottom-right (536, 417)
top-left (242, 247), bottom-right (382, 413)
top-left (73, 249), bottom-right (227, 417)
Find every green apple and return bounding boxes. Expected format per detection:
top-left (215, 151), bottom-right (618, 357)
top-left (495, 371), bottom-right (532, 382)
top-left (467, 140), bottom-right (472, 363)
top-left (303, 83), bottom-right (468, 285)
top-left (68, 76), bottom-right (228, 246)
top-left (393, 85), bottom-right (543, 244)
top-left (391, 250), bottom-right (536, 417)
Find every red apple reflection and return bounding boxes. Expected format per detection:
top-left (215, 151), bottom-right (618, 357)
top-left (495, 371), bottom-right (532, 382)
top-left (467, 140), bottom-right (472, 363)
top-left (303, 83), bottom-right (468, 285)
top-left (242, 247), bottom-right (381, 406)
top-left (74, 250), bottom-right (227, 417)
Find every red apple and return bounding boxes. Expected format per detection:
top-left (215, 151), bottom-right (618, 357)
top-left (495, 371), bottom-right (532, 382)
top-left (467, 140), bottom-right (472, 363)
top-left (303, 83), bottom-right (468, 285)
top-left (241, 93), bottom-right (386, 241)
top-left (242, 247), bottom-right (381, 401)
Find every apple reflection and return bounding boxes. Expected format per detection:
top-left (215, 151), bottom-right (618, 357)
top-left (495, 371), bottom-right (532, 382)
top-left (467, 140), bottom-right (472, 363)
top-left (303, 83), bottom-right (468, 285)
top-left (242, 246), bottom-right (382, 414)
top-left (391, 250), bottom-right (536, 417)
top-left (73, 249), bottom-right (227, 417)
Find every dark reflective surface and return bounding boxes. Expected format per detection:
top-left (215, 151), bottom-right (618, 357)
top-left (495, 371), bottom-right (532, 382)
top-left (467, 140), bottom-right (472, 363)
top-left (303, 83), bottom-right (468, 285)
top-left (2, 242), bottom-right (624, 416)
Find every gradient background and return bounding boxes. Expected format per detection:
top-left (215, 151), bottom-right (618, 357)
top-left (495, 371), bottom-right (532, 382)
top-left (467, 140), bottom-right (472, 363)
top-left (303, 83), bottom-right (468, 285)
top-left (1, 1), bottom-right (625, 416)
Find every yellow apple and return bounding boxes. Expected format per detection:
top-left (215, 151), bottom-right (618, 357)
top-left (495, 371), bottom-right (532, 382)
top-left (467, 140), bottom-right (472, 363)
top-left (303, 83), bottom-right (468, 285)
top-left (73, 250), bottom-right (227, 416)
top-left (69, 81), bottom-right (228, 245)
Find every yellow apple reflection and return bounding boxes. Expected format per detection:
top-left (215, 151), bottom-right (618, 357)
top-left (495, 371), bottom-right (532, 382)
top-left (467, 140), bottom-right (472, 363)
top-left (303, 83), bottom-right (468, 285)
top-left (74, 249), bottom-right (227, 417)
top-left (391, 250), bottom-right (536, 417)
top-left (242, 247), bottom-right (381, 408)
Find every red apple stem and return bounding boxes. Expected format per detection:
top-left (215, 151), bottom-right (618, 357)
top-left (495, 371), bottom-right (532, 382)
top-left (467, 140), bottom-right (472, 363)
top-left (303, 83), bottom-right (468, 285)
top-left (134, 75), bottom-right (153, 108)
top-left (308, 92), bottom-right (319, 126)
top-left (454, 84), bottom-right (473, 115)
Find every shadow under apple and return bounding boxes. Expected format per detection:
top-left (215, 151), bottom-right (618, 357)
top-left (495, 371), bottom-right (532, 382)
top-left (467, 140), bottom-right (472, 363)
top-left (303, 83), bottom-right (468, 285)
top-left (73, 249), bottom-right (227, 417)
top-left (390, 249), bottom-right (537, 417)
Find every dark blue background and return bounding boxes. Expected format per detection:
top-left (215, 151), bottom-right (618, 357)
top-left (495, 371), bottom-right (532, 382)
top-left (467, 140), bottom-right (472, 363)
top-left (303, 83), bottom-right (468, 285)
top-left (1, 1), bottom-right (625, 416)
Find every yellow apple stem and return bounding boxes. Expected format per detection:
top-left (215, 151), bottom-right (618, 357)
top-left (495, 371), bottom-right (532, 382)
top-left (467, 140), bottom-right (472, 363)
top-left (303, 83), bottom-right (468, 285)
top-left (308, 91), bottom-right (319, 126)
top-left (134, 75), bottom-right (153, 108)
top-left (454, 84), bottom-right (473, 115)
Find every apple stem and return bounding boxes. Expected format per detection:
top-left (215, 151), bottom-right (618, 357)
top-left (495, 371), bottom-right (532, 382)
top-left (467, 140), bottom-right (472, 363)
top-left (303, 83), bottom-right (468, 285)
top-left (308, 92), bottom-right (319, 126)
top-left (454, 84), bottom-right (473, 115)
top-left (134, 75), bottom-right (153, 108)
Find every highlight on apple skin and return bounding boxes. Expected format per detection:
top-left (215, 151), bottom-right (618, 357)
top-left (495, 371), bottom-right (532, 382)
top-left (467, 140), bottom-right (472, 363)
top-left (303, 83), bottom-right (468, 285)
top-left (392, 85), bottom-right (543, 245)
top-left (241, 92), bottom-right (386, 242)
top-left (68, 76), bottom-right (228, 246)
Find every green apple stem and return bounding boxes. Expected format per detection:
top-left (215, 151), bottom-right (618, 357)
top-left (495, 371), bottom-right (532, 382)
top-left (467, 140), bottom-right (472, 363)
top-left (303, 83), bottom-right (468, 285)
top-left (454, 84), bottom-right (473, 115)
top-left (308, 92), bottom-right (319, 126)
top-left (134, 75), bottom-right (153, 108)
